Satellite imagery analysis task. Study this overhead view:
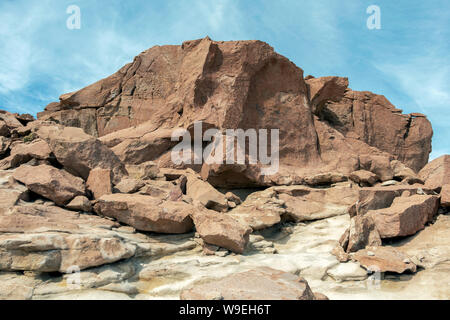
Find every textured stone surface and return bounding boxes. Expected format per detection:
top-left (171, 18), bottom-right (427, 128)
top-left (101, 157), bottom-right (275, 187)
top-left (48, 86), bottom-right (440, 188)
top-left (12, 164), bottom-right (85, 205)
top-left (366, 194), bottom-right (439, 238)
top-left (419, 155), bottom-right (450, 191)
top-left (180, 267), bottom-right (318, 300)
top-left (37, 38), bottom-right (431, 187)
top-left (36, 125), bottom-right (127, 183)
top-left (93, 193), bottom-right (194, 234)
top-left (192, 209), bottom-right (252, 253)
top-left (352, 246), bottom-right (417, 274)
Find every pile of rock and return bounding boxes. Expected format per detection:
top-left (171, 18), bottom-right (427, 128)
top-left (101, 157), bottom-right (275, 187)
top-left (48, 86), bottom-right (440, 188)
top-left (0, 38), bottom-right (448, 300)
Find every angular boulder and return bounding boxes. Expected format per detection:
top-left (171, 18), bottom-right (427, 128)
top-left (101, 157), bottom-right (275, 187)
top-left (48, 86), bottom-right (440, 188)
top-left (12, 164), bottom-right (86, 205)
top-left (36, 125), bottom-right (127, 183)
top-left (86, 168), bottom-right (113, 199)
top-left (0, 139), bottom-right (52, 169)
top-left (185, 171), bottom-right (229, 212)
top-left (340, 215), bottom-right (382, 253)
top-left (191, 209), bottom-right (252, 253)
top-left (349, 170), bottom-right (379, 186)
top-left (93, 193), bottom-right (194, 234)
top-left (66, 195), bottom-right (92, 212)
top-left (419, 155), bottom-right (449, 191)
top-left (366, 194), bottom-right (439, 238)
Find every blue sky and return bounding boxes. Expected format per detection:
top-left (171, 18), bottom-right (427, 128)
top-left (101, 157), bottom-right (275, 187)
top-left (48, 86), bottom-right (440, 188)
top-left (0, 0), bottom-right (448, 159)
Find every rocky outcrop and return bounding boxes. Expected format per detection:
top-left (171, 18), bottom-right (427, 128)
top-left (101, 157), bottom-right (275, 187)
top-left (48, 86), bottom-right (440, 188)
top-left (180, 267), bottom-right (322, 300)
top-left (36, 38), bottom-right (432, 187)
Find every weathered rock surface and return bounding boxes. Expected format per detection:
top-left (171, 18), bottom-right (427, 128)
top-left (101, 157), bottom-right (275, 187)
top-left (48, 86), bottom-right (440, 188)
top-left (349, 170), bottom-right (379, 186)
top-left (12, 164), bottom-right (86, 205)
top-left (36, 125), bottom-right (127, 183)
top-left (180, 267), bottom-right (319, 300)
top-left (0, 139), bottom-right (52, 170)
top-left (37, 38), bottom-right (431, 187)
top-left (185, 171), bottom-right (229, 212)
top-left (275, 183), bottom-right (358, 222)
top-left (113, 178), bottom-right (145, 194)
top-left (66, 195), bottom-right (92, 212)
top-left (366, 194), bottom-right (439, 238)
top-left (192, 209), bottom-right (252, 253)
top-left (339, 215), bottom-right (382, 253)
top-left (352, 246), bottom-right (417, 274)
top-left (86, 168), bottom-right (112, 199)
top-left (419, 155), bottom-right (449, 191)
top-left (93, 193), bottom-right (194, 234)
top-left (441, 184), bottom-right (450, 207)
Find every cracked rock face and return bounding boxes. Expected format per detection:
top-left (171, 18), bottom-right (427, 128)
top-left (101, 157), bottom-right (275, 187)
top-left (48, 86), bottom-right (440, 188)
top-left (37, 38), bottom-right (432, 187)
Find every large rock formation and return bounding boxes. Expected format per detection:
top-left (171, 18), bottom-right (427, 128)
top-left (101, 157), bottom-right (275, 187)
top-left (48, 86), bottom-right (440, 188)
top-left (0, 38), bottom-right (446, 301)
top-left (37, 37), bottom-right (432, 187)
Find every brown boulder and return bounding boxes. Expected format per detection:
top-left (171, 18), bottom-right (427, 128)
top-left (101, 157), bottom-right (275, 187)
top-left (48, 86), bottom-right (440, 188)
top-left (352, 246), bottom-right (417, 274)
top-left (180, 267), bottom-right (318, 300)
top-left (441, 184), bottom-right (450, 207)
top-left (86, 168), bottom-right (112, 199)
top-left (275, 183), bottom-right (358, 222)
top-left (349, 170), bottom-right (379, 186)
top-left (227, 189), bottom-right (285, 230)
top-left (36, 125), bottom-right (127, 183)
top-left (66, 195), bottom-right (92, 212)
top-left (356, 185), bottom-right (434, 216)
top-left (113, 178), bottom-right (145, 194)
top-left (93, 193), bottom-right (194, 234)
top-left (366, 194), bottom-right (439, 238)
top-left (191, 209), bottom-right (252, 253)
top-left (340, 215), bottom-right (382, 253)
top-left (419, 155), bottom-right (450, 191)
top-left (12, 164), bottom-right (86, 205)
top-left (0, 139), bottom-right (52, 169)
top-left (185, 171), bottom-right (229, 212)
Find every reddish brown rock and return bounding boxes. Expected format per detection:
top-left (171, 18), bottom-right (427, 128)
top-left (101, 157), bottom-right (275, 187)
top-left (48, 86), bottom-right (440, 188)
top-left (352, 246), bottom-right (417, 274)
top-left (366, 194), bottom-right (439, 238)
top-left (12, 164), bottom-right (86, 205)
top-left (93, 193), bottom-right (194, 234)
top-left (349, 170), bottom-right (379, 186)
top-left (419, 155), bottom-right (450, 191)
top-left (185, 170), bottom-right (229, 212)
top-left (275, 183), bottom-right (358, 222)
top-left (36, 125), bottom-right (127, 183)
top-left (0, 139), bottom-right (52, 169)
top-left (313, 88), bottom-right (432, 172)
top-left (340, 215), bottom-right (382, 253)
top-left (36, 39), bottom-right (432, 186)
top-left (66, 195), bottom-right (92, 212)
top-left (441, 184), bottom-right (450, 207)
top-left (356, 185), bottom-right (434, 216)
top-left (191, 209), bottom-right (252, 253)
top-left (180, 267), bottom-right (318, 300)
top-left (86, 168), bottom-right (112, 199)
top-left (113, 178), bottom-right (145, 194)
